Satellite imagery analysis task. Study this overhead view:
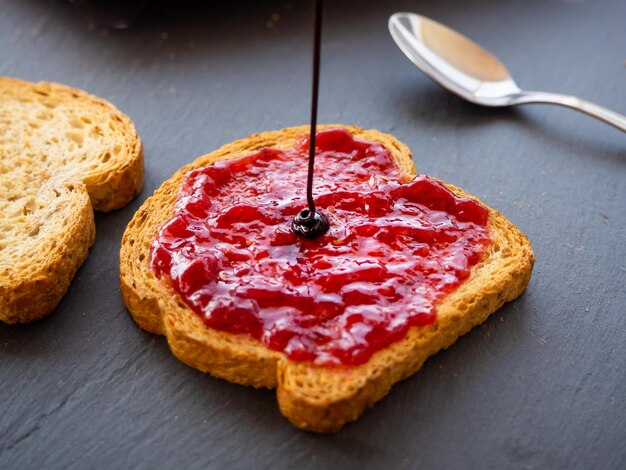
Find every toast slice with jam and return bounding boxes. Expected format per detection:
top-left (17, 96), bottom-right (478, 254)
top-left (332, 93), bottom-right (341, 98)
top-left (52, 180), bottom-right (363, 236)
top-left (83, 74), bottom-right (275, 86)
top-left (0, 77), bottom-right (143, 323)
top-left (120, 125), bottom-right (533, 432)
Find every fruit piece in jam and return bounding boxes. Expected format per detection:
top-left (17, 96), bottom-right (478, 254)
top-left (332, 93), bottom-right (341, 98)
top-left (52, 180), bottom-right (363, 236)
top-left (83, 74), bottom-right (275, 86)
top-left (151, 128), bottom-right (492, 366)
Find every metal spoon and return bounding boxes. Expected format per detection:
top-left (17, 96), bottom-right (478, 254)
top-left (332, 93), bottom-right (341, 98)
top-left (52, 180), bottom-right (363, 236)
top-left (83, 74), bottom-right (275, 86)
top-left (388, 12), bottom-right (626, 133)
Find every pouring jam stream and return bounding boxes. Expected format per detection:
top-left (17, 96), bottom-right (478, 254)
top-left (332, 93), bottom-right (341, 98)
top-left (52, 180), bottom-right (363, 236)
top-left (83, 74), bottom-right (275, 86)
top-left (291, 0), bottom-right (329, 239)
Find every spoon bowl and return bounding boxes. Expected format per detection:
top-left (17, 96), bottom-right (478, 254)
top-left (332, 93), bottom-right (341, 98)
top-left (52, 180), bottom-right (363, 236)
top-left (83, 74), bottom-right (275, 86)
top-left (389, 12), bottom-right (626, 132)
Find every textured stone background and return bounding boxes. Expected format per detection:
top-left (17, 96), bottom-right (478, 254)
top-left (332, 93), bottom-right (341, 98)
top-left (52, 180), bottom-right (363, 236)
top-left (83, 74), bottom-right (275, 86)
top-left (1, 0), bottom-right (624, 468)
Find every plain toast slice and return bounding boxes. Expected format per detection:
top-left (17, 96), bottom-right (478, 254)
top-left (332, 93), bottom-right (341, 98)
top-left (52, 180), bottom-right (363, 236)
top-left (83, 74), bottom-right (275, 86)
top-left (0, 77), bottom-right (143, 324)
top-left (120, 125), bottom-right (533, 432)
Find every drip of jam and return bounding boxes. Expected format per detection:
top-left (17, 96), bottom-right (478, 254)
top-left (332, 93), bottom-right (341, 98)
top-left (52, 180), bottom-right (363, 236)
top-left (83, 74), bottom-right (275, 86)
top-left (292, 0), bottom-right (329, 239)
top-left (151, 128), bottom-right (492, 366)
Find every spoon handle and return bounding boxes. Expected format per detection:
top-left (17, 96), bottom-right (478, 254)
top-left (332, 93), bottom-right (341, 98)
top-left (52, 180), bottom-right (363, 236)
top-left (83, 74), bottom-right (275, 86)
top-left (513, 91), bottom-right (626, 133)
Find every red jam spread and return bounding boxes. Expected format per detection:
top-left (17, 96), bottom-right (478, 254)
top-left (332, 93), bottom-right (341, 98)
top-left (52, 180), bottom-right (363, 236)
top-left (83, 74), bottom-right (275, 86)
top-left (151, 128), bottom-right (492, 366)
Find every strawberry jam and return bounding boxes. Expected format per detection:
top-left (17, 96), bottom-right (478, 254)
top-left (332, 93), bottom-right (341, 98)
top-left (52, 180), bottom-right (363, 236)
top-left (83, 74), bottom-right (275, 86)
top-left (151, 128), bottom-right (492, 366)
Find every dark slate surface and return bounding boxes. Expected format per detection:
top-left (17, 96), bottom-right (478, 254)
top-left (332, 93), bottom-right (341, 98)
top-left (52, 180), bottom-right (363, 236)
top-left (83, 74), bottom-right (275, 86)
top-left (1, 0), bottom-right (625, 468)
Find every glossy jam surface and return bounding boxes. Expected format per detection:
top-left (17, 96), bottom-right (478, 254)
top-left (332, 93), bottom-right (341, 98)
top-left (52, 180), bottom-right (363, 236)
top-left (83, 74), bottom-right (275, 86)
top-left (151, 129), bottom-right (491, 366)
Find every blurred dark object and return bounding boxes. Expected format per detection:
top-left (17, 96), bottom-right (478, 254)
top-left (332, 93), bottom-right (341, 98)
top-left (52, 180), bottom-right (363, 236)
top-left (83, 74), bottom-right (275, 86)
top-left (64, 0), bottom-right (209, 30)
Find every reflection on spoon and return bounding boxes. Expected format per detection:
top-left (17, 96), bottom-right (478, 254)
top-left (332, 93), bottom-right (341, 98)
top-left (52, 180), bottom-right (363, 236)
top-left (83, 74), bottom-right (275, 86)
top-left (389, 12), bottom-right (626, 133)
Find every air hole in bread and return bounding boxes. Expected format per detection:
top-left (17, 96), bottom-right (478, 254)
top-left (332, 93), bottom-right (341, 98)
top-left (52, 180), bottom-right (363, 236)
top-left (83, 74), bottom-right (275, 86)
top-left (42, 99), bottom-right (60, 109)
top-left (138, 253), bottom-right (145, 262)
top-left (113, 144), bottom-right (121, 155)
top-left (69, 119), bottom-right (85, 129)
top-left (102, 152), bottom-right (111, 163)
top-left (37, 110), bottom-right (53, 120)
top-left (66, 131), bottom-right (84, 146)
top-left (90, 126), bottom-right (103, 138)
top-left (28, 226), bottom-right (40, 237)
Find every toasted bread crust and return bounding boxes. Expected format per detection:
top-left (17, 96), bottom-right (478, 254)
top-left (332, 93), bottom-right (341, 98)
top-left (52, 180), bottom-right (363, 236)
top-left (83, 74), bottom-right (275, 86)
top-left (0, 77), bottom-right (143, 323)
top-left (120, 125), bottom-right (534, 432)
top-left (0, 185), bottom-right (95, 324)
